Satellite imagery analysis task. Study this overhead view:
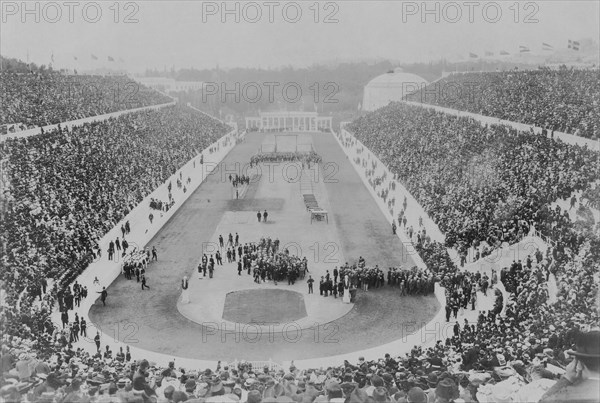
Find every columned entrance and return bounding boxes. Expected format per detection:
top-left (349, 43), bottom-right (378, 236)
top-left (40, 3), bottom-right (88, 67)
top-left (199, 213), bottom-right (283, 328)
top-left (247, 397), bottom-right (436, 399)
top-left (246, 111), bottom-right (332, 132)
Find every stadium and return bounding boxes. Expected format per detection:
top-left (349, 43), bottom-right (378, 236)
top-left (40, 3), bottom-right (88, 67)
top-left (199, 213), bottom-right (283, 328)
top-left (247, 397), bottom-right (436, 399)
top-left (1, 2), bottom-right (599, 403)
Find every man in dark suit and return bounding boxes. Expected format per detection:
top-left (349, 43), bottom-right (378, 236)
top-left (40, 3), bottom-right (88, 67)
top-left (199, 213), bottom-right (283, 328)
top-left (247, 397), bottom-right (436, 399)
top-left (307, 276), bottom-right (314, 293)
top-left (263, 210), bottom-right (268, 222)
top-left (98, 287), bottom-right (107, 306)
top-left (141, 275), bottom-right (149, 290)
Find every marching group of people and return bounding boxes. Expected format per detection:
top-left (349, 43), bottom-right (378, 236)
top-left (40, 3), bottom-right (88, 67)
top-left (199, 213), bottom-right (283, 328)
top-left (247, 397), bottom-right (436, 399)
top-left (249, 151), bottom-right (322, 166)
top-left (331, 260), bottom-right (436, 297)
top-left (121, 246), bottom-right (158, 291)
top-left (231, 237), bottom-right (307, 285)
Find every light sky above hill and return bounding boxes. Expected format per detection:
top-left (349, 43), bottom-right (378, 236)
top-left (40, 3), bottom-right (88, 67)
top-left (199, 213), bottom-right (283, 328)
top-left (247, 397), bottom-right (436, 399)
top-left (1, 1), bottom-right (598, 72)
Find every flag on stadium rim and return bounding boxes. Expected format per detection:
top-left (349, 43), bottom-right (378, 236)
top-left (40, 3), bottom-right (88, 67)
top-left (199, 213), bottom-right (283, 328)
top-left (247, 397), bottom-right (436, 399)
top-left (108, 56), bottom-right (115, 62)
top-left (91, 54), bottom-right (98, 60)
top-left (568, 39), bottom-right (580, 51)
top-left (469, 52), bottom-right (478, 58)
top-left (519, 45), bottom-right (530, 53)
top-left (542, 42), bottom-right (554, 51)
top-left (485, 51), bottom-right (494, 57)
top-left (500, 50), bottom-right (510, 56)
top-left (73, 56), bottom-right (78, 61)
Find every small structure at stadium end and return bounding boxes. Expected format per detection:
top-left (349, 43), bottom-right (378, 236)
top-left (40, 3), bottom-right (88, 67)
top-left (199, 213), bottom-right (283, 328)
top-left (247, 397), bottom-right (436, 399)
top-left (246, 111), bottom-right (333, 132)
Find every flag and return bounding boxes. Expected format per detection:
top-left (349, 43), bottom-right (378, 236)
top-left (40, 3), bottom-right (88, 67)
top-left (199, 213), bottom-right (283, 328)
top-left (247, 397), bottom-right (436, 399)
top-left (519, 45), bottom-right (530, 53)
top-left (469, 52), bottom-right (478, 58)
top-left (485, 51), bottom-right (494, 57)
top-left (568, 40), bottom-right (580, 51)
top-left (91, 54), bottom-right (98, 60)
top-left (51, 53), bottom-right (55, 63)
top-left (108, 56), bottom-right (114, 62)
top-left (542, 42), bottom-right (553, 51)
top-left (500, 50), bottom-right (510, 56)
top-left (73, 56), bottom-right (78, 61)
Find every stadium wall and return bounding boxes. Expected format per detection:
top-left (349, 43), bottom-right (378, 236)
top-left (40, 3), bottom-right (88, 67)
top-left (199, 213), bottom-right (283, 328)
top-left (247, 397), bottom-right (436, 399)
top-left (0, 100), bottom-right (177, 141)
top-left (403, 100), bottom-right (600, 151)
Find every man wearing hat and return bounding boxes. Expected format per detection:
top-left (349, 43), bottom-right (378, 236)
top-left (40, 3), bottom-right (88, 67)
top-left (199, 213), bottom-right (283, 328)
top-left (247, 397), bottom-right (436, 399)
top-left (133, 359), bottom-right (156, 401)
top-left (247, 389), bottom-right (262, 403)
top-left (423, 372), bottom-right (438, 403)
top-left (318, 380), bottom-right (344, 403)
top-left (62, 378), bottom-right (84, 403)
top-left (540, 330), bottom-right (600, 402)
top-left (210, 378), bottom-right (225, 397)
top-left (185, 378), bottom-right (197, 396)
top-left (435, 378), bottom-right (459, 403)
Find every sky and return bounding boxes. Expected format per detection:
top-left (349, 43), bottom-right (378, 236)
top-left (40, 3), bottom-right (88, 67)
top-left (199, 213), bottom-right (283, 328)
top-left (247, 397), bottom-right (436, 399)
top-left (1, 0), bottom-right (599, 72)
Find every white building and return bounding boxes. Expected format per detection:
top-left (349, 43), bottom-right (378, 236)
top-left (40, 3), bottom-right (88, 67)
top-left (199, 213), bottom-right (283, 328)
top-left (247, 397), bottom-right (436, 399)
top-left (246, 111), bottom-right (332, 132)
top-left (135, 77), bottom-right (203, 93)
top-left (362, 68), bottom-right (428, 111)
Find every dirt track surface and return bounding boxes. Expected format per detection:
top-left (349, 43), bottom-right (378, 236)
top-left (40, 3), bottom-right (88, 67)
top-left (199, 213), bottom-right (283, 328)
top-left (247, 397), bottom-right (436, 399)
top-left (88, 132), bottom-right (438, 362)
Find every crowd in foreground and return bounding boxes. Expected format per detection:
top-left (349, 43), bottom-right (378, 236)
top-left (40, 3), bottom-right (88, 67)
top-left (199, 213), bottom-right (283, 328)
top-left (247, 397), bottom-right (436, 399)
top-left (0, 57), bottom-right (171, 130)
top-left (405, 67), bottom-right (600, 139)
top-left (1, 325), bottom-right (599, 403)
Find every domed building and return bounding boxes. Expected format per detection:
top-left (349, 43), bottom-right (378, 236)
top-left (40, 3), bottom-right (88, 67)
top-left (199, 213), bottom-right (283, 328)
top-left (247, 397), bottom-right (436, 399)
top-left (362, 68), bottom-right (428, 111)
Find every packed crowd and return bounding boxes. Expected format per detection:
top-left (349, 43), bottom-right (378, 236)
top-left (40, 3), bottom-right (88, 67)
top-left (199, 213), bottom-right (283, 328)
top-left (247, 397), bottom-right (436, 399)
top-left (2, 323), bottom-right (599, 403)
top-left (250, 151), bottom-right (322, 166)
top-left (347, 102), bottom-right (598, 260)
top-left (340, 98), bottom-right (599, 400)
top-left (230, 174), bottom-right (251, 189)
top-left (1, 65), bottom-right (599, 402)
top-left (1, 59), bottom-right (171, 129)
top-left (405, 67), bottom-right (600, 139)
top-left (149, 199), bottom-right (174, 212)
top-left (244, 238), bottom-right (308, 285)
top-left (336, 259), bottom-right (435, 296)
top-left (0, 104), bottom-right (231, 354)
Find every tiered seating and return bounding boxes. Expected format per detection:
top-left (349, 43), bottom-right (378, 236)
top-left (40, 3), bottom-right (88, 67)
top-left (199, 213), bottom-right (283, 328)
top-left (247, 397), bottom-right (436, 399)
top-left (405, 68), bottom-right (600, 139)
